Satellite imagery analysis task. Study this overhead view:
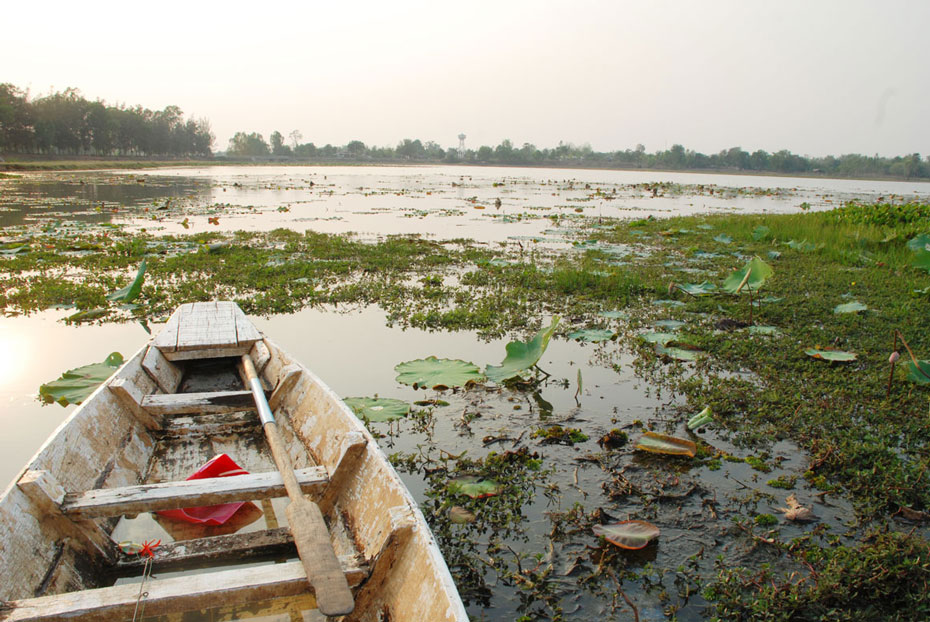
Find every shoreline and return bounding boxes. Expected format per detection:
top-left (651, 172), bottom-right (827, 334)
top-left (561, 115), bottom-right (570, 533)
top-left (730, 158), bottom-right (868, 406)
top-left (2, 157), bottom-right (929, 185)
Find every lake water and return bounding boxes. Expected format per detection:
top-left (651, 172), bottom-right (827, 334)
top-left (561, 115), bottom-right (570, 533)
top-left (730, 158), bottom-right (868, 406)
top-left (1, 165), bottom-right (926, 620)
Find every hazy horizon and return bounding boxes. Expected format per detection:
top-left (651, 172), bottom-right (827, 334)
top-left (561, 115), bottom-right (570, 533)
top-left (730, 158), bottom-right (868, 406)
top-left (4, 0), bottom-right (928, 158)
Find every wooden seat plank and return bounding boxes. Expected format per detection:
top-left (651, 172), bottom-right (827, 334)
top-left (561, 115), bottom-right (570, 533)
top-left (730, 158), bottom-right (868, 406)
top-left (151, 304), bottom-right (185, 353)
top-left (234, 304), bottom-right (263, 346)
top-left (140, 390), bottom-right (257, 415)
top-left (117, 527), bottom-right (295, 571)
top-left (62, 466), bottom-right (329, 519)
top-left (177, 302), bottom-right (238, 352)
top-left (0, 558), bottom-right (367, 622)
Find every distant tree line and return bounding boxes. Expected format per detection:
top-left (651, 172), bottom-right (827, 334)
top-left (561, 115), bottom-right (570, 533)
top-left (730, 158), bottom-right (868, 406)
top-left (228, 131), bottom-right (930, 180)
top-left (0, 84), bottom-right (214, 157)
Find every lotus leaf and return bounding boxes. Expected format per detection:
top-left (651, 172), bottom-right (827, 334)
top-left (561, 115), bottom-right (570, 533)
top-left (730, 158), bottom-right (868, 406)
top-left (761, 296), bottom-right (784, 304)
top-left (713, 234), bottom-right (733, 244)
top-left (911, 249), bottom-right (930, 273)
top-left (675, 281), bottom-right (717, 296)
top-left (697, 224), bottom-right (714, 230)
top-left (639, 332), bottom-right (677, 346)
top-left (906, 234), bottom-right (930, 252)
top-left (767, 250), bottom-right (782, 260)
top-left (654, 319), bottom-right (686, 330)
top-left (656, 345), bottom-right (701, 361)
top-left (593, 520), bottom-right (660, 550)
top-left (748, 325), bottom-right (780, 336)
top-left (635, 432), bottom-right (696, 457)
top-left (448, 476), bottom-right (501, 499)
top-left (449, 506), bottom-right (477, 524)
top-left (785, 239), bottom-right (822, 252)
top-left (598, 310), bottom-right (629, 319)
top-left (39, 352), bottom-right (124, 406)
top-left (805, 348), bottom-right (857, 362)
top-left (65, 308), bottom-right (108, 323)
top-left (752, 225), bottom-right (772, 241)
top-left (485, 317), bottom-right (559, 383)
top-left (395, 356), bottom-right (485, 389)
top-left (343, 397), bottom-right (410, 422)
top-left (652, 299), bottom-right (685, 307)
top-left (107, 259), bottom-right (146, 303)
top-left (833, 301), bottom-right (868, 314)
top-left (721, 256), bottom-right (773, 294)
top-left (567, 328), bottom-right (614, 343)
top-left (906, 360), bottom-right (930, 384)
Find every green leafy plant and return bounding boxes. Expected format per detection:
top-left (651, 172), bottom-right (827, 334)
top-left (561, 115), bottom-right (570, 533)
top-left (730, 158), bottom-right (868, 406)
top-left (395, 356), bottom-right (485, 389)
top-left (343, 397), bottom-right (410, 422)
top-left (485, 317), bottom-right (560, 383)
top-left (39, 352), bottom-right (124, 406)
top-left (106, 259), bottom-right (146, 303)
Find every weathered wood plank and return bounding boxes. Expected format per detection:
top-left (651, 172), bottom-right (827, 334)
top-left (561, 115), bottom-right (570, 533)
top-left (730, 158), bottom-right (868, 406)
top-left (161, 345), bottom-right (252, 361)
top-left (62, 467), bottom-right (329, 519)
top-left (151, 303), bottom-right (186, 353)
top-left (251, 339), bottom-right (271, 374)
top-left (17, 471), bottom-right (118, 564)
top-left (1, 558), bottom-right (367, 622)
top-left (268, 364), bottom-right (302, 411)
top-left (157, 411), bottom-right (259, 438)
top-left (177, 302), bottom-right (238, 352)
top-left (107, 378), bottom-right (164, 430)
top-left (140, 390), bottom-right (257, 416)
top-left (117, 527), bottom-right (295, 571)
top-left (234, 304), bottom-right (262, 346)
top-left (141, 346), bottom-right (183, 394)
top-left (318, 431), bottom-right (368, 516)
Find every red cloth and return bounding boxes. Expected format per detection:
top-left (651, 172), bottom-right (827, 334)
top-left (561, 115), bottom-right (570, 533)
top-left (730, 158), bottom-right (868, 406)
top-left (156, 454), bottom-right (249, 525)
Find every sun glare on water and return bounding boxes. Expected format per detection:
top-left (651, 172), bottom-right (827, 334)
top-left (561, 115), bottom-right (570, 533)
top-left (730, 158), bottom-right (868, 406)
top-left (0, 329), bottom-right (31, 391)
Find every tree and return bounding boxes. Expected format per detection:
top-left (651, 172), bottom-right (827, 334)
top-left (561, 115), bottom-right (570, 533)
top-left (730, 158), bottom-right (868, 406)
top-left (289, 129), bottom-right (302, 151)
top-left (346, 140), bottom-right (367, 156)
top-left (270, 130), bottom-right (290, 156)
top-left (228, 132), bottom-right (269, 156)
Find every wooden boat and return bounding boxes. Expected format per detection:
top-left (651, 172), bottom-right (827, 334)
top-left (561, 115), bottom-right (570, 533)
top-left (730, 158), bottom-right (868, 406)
top-left (0, 301), bottom-right (468, 621)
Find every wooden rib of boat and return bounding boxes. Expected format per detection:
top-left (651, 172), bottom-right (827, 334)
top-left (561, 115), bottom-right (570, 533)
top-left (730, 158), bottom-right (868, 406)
top-left (0, 301), bottom-right (468, 622)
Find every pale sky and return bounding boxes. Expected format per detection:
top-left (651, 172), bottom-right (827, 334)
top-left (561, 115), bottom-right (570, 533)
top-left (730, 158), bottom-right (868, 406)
top-left (4, 0), bottom-right (928, 157)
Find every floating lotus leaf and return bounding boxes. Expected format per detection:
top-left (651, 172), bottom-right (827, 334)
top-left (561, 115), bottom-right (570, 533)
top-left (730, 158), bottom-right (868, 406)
top-left (107, 259), bottom-right (147, 303)
top-left (761, 296), bottom-right (784, 304)
top-left (395, 356), bottom-right (485, 389)
top-left (833, 301), bottom-right (868, 314)
top-left (639, 332), bottom-right (677, 346)
top-left (906, 360), bottom-right (930, 384)
top-left (485, 317), bottom-right (559, 383)
top-left (652, 299), bottom-right (685, 307)
top-left (656, 345), bottom-right (701, 361)
top-left (906, 234), bottom-right (930, 252)
top-left (675, 281), bottom-right (717, 296)
top-left (721, 256), bottom-right (773, 294)
top-left (697, 224), bottom-right (714, 230)
top-left (713, 234), bottom-right (733, 244)
top-left (748, 325), bottom-right (780, 336)
top-left (654, 319), bottom-right (686, 330)
top-left (634, 432), bottom-right (696, 457)
top-left (805, 348), bottom-right (857, 362)
top-left (767, 250), bottom-right (782, 260)
top-left (343, 397), bottom-right (410, 422)
top-left (693, 250), bottom-right (722, 259)
top-left (593, 520), bottom-right (660, 550)
top-left (598, 310), bottom-right (629, 319)
top-left (911, 249), bottom-right (930, 273)
top-left (0, 245), bottom-right (28, 256)
top-left (39, 352), bottom-right (124, 406)
top-left (447, 476), bottom-right (501, 499)
top-left (567, 328), bottom-right (614, 343)
top-left (65, 307), bottom-right (109, 323)
top-left (752, 225), bottom-right (772, 241)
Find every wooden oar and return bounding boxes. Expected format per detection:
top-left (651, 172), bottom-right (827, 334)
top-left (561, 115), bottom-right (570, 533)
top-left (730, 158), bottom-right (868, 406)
top-left (241, 354), bottom-right (354, 616)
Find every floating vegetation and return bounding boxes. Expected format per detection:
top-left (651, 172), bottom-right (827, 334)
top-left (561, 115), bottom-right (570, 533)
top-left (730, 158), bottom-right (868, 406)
top-left (485, 317), bottom-right (559, 384)
top-left (342, 397), bottom-right (410, 422)
top-left (394, 357), bottom-right (484, 390)
top-left (39, 352), bottom-right (124, 406)
top-left (592, 520), bottom-right (661, 550)
top-left (805, 348), bottom-right (857, 362)
top-left (634, 432), bottom-right (697, 457)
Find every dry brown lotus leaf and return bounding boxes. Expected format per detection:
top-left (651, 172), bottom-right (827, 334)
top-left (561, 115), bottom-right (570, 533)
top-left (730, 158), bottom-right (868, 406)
top-left (777, 494), bottom-right (816, 522)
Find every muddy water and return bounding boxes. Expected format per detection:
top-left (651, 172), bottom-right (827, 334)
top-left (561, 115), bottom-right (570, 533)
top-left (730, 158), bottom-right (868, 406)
top-left (0, 165), bottom-right (919, 620)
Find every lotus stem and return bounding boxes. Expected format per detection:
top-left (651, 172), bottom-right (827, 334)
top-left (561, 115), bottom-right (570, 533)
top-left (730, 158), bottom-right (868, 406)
top-left (887, 331), bottom-right (899, 398)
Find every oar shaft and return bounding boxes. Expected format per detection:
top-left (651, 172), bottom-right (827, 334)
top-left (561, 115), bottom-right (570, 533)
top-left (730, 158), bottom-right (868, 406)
top-left (240, 354), bottom-right (354, 616)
